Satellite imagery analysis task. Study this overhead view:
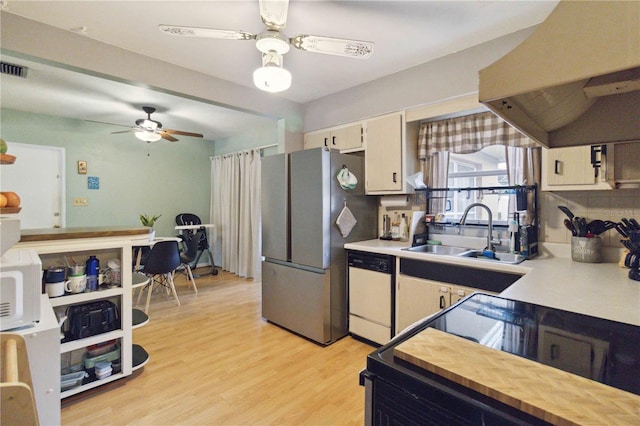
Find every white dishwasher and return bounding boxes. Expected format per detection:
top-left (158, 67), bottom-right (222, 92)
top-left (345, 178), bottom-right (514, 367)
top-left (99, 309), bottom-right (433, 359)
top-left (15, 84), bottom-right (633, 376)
top-left (347, 251), bottom-right (395, 345)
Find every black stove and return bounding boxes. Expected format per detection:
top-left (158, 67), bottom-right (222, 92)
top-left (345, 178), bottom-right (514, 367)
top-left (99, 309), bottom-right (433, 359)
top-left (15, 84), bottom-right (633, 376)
top-left (362, 293), bottom-right (640, 425)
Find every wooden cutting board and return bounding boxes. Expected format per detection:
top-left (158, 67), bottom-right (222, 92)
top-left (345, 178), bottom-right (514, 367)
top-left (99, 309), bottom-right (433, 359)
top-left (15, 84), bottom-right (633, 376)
top-left (394, 328), bottom-right (640, 425)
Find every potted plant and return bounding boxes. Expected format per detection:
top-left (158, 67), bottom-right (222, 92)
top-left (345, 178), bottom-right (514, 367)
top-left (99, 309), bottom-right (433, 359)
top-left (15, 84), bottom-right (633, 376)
top-left (139, 213), bottom-right (162, 240)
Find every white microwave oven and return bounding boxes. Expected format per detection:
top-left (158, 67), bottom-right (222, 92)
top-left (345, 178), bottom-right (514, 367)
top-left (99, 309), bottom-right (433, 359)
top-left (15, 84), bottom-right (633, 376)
top-left (0, 248), bottom-right (42, 331)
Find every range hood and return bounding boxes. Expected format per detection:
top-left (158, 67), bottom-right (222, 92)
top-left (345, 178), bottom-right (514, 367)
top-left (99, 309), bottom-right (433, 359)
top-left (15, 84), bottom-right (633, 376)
top-left (479, 1), bottom-right (640, 149)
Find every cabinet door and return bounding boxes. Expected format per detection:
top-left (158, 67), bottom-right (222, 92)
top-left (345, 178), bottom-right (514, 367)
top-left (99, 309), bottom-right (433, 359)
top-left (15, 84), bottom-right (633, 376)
top-left (331, 124), bottom-right (363, 151)
top-left (304, 131), bottom-right (329, 150)
top-left (366, 113), bottom-right (403, 192)
top-left (545, 146), bottom-right (595, 185)
top-left (396, 275), bottom-right (449, 333)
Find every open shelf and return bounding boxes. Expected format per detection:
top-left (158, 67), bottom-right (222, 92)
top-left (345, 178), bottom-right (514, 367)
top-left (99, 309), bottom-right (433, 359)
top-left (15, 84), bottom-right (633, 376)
top-left (132, 344), bottom-right (149, 371)
top-left (132, 308), bottom-right (149, 328)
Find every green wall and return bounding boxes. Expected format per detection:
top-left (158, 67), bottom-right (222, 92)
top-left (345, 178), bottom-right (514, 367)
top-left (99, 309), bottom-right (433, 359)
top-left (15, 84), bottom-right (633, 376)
top-left (1, 108), bottom-right (214, 238)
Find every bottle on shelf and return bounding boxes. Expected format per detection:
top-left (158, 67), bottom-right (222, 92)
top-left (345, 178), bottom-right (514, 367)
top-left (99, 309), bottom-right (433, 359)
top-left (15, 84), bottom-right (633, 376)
top-left (86, 255), bottom-right (99, 291)
top-left (400, 213), bottom-right (409, 242)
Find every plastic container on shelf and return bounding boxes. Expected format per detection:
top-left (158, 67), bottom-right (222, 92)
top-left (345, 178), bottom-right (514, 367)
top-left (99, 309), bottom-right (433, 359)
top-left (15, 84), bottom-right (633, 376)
top-left (87, 339), bottom-right (117, 357)
top-left (95, 367), bottom-right (113, 380)
top-left (60, 371), bottom-right (88, 392)
top-left (83, 345), bottom-right (121, 370)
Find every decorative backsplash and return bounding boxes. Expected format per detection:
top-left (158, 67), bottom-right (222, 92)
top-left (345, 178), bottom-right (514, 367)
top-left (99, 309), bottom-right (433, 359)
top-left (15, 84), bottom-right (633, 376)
top-left (540, 189), bottom-right (640, 248)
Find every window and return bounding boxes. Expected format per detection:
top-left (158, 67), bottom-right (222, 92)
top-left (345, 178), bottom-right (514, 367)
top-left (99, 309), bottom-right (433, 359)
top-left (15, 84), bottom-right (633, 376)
top-left (445, 145), bottom-right (510, 224)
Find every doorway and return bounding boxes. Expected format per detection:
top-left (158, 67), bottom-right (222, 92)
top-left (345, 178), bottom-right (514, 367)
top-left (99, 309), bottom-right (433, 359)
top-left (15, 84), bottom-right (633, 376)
top-left (0, 143), bottom-right (65, 229)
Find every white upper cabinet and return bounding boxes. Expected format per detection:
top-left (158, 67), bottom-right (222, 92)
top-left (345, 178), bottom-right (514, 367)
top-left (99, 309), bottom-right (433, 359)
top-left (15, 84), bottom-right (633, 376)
top-left (303, 123), bottom-right (363, 151)
top-left (364, 112), bottom-right (419, 195)
top-left (541, 146), bottom-right (611, 190)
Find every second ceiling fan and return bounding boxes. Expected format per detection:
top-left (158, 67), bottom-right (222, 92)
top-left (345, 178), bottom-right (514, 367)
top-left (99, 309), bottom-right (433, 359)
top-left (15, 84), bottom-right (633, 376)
top-left (159, 0), bottom-right (375, 93)
top-left (111, 106), bottom-right (204, 142)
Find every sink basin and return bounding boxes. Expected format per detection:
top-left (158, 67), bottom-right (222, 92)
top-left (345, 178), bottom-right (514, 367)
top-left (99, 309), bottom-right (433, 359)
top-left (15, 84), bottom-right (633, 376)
top-left (402, 245), bottom-right (472, 256)
top-left (457, 250), bottom-right (526, 265)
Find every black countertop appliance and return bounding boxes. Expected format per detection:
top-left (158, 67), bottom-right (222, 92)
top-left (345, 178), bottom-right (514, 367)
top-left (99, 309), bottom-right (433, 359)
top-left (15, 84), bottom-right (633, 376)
top-left (360, 293), bottom-right (640, 425)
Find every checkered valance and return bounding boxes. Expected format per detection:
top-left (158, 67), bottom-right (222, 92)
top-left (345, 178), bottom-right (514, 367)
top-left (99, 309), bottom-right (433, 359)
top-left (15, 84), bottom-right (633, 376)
top-left (418, 111), bottom-right (538, 160)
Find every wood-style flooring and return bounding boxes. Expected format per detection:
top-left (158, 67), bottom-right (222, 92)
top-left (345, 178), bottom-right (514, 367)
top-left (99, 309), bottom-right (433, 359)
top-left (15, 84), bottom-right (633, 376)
top-left (61, 269), bottom-right (375, 425)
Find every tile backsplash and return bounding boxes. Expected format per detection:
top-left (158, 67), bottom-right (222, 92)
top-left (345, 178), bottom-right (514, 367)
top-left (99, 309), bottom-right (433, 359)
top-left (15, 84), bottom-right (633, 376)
top-left (540, 189), bottom-right (640, 247)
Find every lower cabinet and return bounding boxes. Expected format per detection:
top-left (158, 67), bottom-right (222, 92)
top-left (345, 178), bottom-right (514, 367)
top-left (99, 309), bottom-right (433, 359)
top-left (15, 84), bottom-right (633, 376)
top-left (396, 275), bottom-right (480, 334)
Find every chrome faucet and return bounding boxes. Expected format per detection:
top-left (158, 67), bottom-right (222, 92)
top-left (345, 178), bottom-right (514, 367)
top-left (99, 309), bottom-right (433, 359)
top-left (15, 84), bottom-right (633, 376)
top-left (460, 202), bottom-right (497, 252)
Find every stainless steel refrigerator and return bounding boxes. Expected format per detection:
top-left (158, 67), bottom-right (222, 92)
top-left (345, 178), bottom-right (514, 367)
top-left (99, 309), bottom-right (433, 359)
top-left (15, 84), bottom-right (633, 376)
top-left (261, 147), bottom-right (377, 345)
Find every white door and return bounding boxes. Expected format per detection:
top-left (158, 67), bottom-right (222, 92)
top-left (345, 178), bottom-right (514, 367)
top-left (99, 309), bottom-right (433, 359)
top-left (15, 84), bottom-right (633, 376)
top-left (0, 143), bottom-right (65, 229)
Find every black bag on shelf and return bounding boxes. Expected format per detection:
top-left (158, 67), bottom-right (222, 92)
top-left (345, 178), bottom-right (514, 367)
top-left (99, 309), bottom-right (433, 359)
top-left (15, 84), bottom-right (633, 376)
top-left (65, 300), bottom-right (120, 342)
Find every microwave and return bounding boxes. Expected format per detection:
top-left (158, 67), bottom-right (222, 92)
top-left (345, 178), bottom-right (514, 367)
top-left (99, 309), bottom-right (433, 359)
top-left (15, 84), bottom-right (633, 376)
top-left (0, 249), bottom-right (42, 331)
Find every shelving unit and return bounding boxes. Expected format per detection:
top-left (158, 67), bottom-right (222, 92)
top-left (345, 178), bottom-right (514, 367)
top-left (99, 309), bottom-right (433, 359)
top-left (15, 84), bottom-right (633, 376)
top-left (16, 231), bottom-right (150, 398)
top-left (416, 184), bottom-right (539, 227)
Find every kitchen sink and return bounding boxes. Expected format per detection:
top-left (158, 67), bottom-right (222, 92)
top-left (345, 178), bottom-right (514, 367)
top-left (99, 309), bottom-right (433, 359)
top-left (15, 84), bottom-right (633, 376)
top-left (457, 250), bottom-right (526, 265)
top-left (402, 244), bottom-right (473, 256)
top-left (403, 245), bottom-right (527, 265)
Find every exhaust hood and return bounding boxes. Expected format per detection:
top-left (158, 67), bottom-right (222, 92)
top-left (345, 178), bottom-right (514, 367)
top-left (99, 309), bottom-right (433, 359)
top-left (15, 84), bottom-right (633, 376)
top-left (479, 1), bottom-right (640, 149)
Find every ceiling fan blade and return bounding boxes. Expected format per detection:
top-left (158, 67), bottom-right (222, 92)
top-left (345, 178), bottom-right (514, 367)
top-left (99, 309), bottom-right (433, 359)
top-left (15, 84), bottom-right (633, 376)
top-left (290, 35), bottom-right (374, 59)
top-left (259, 0), bottom-right (289, 30)
top-left (159, 24), bottom-right (255, 40)
top-left (163, 129), bottom-right (204, 138)
top-left (85, 119), bottom-right (132, 128)
top-left (159, 132), bottom-right (179, 142)
top-left (111, 129), bottom-right (136, 134)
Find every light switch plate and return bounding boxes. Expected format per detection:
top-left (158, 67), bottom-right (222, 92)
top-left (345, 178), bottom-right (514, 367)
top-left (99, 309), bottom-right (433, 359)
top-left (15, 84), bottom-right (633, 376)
top-left (73, 197), bottom-right (88, 206)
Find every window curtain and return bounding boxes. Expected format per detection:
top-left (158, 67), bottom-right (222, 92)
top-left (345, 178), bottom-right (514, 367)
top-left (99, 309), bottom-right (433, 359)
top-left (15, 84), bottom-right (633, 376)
top-left (418, 111), bottom-right (540, 221)
top-left (210, 149), bottom-right (262, 279)
top-left (418, 111), bottom-right (538, 158)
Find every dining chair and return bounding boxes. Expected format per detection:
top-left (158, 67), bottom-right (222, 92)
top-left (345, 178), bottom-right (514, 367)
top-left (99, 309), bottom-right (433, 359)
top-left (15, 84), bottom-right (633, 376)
top-left (138, 240), bottom-right (181, 313)
top-left (177, 231), bottom-right (199, 293)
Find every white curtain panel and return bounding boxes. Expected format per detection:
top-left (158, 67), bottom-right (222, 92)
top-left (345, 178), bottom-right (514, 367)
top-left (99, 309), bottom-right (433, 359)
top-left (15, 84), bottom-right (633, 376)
top-left (210, 149), bottom-right (262, 279)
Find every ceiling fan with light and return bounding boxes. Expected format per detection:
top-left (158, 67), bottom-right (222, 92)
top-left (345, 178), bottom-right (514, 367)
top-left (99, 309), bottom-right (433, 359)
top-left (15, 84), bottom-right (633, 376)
top-left (159, 0), bottom-right (375, 93)
top-left (106, 106), bottom-right (204, 142)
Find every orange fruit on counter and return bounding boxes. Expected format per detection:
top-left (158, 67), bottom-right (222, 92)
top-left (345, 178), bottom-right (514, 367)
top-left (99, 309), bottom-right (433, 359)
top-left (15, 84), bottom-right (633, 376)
top-left (0, 193), bottom-right (7, 207)
top-left (1, 191), bottom-right (20, 207)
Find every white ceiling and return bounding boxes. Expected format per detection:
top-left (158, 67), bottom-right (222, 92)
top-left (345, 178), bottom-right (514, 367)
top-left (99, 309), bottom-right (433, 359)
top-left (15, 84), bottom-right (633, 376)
top-left (0, 0), bottom-right (559, 141)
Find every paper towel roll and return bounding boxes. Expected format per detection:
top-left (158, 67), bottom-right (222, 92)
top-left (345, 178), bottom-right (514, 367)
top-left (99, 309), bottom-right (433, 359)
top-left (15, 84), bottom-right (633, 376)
top-left (380, 195), bottom-right (409, 207)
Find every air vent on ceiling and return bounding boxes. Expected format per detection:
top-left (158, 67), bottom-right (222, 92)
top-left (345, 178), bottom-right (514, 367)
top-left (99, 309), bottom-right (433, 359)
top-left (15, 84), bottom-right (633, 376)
top-left (0, 62), bottom-right (28, 78)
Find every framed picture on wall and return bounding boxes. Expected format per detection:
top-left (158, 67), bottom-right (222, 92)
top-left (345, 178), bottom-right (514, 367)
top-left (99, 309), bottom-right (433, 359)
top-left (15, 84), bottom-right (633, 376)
top-left (77, 160), bottom-right (87, 174)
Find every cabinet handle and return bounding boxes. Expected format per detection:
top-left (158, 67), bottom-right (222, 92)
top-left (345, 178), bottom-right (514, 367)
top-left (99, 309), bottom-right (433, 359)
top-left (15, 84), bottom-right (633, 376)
top-left (392, 172), bottom-right (397, 183)
top-left (332, 136), bottom-right (336, 146)
top-left (439, 295), bottom-right (446, 309)
top-left (550, 344), bottom-right (559, 360)
top-left (323, 137), bottom-right (328, 147)
top-left (554, 160), bottom-right (560, 175)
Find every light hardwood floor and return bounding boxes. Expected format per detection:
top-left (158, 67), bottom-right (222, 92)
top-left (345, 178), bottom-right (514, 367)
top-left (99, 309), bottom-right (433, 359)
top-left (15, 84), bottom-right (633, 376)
top-left (61, 269), bottom-right (375, 425)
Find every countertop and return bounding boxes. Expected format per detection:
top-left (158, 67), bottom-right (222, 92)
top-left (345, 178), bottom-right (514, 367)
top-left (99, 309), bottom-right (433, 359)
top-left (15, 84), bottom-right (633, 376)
top-left (344, 239), bottom-right (640, 326)
top-left (20, 226), bottom-right (151, 242)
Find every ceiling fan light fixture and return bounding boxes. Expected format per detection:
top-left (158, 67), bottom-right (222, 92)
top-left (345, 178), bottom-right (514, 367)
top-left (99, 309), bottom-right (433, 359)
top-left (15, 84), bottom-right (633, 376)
top-left (255, 30), bottom-right (290, 54)
top-left (135, 130), bottom-right (162, 142)
top-left (253, 52), bottom-right (291, 93)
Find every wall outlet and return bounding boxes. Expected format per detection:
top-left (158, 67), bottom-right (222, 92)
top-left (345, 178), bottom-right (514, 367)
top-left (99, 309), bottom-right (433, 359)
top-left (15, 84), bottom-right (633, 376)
top-left (73, 197), bottom-right (88, 206)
